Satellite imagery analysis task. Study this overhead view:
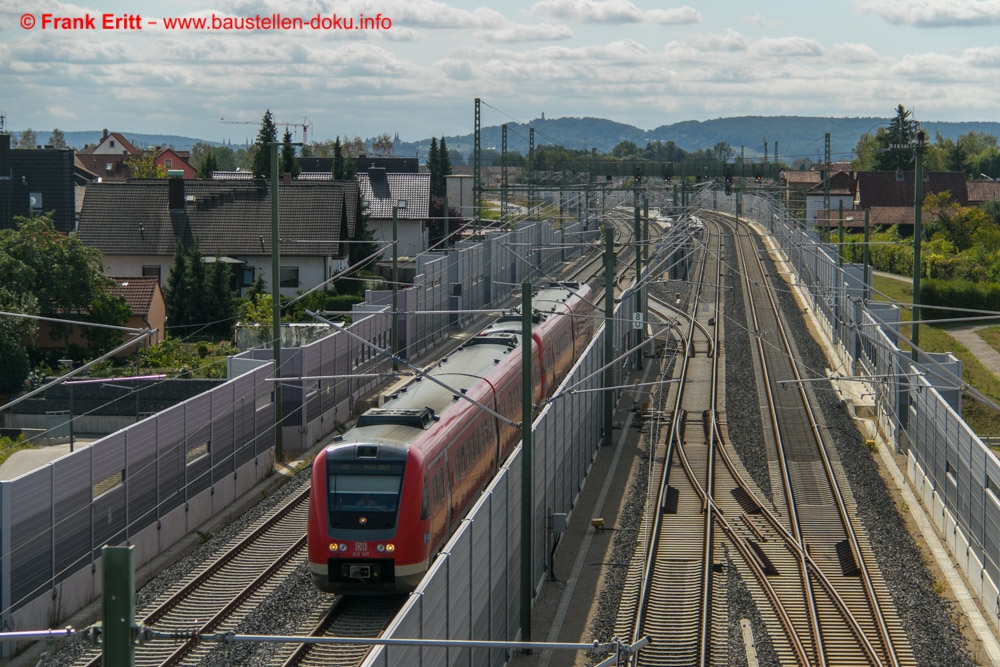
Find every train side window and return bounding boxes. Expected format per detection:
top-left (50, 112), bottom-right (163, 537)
top-left (421, 484), bottom-right (430, 520)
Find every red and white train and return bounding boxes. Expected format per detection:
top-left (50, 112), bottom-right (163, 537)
top-left (307, 282), bottom-right (595, 594)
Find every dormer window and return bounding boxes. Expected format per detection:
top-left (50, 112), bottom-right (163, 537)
top-left (165, 158), bottom-right (173, 168)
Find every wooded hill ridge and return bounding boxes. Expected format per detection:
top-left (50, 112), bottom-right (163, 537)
top-left (16, 115), bottom-right (1000, 164)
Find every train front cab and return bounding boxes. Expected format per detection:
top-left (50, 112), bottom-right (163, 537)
top-left (310, 442), bottom-right (421, 594)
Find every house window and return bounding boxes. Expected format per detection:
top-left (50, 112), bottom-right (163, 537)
top-left (165, 158), bottom-right (173, 168)
top-left (142, 265), bottom-right (161, 282)
top-left (279, 267), bottom-right (299, 288)
top-left (241, 267), bottom-right (256, 288)
top-left (109, 140), bottom-right (116, 148)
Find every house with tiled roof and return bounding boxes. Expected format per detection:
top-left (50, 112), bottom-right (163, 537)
top-left (108, 277), bottom-right (166, 345)
top-left (86, 130), bottom-right (142, 157)
top-left (806, 171), bottom-right (856, 226)
top-left (75, 153), bottom-right (130, 181)
top-left (967, 180), bottom-right (1000, 205)
top-left (357, 169), bottom-right (431, 259)
top-left (77, 178), bottom-right (361, 297)
top-left (154, 148), bottom-right (195, 178)
top-left (806, 170), bottom-right (970, 233)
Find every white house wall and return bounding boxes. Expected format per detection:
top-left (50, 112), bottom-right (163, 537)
top-left (370, 218), bottom-right (425, 259)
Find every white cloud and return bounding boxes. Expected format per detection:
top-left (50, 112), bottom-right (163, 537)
top-left (834, 42), bottom-right (880, 63)
top-left (853, 0), bottom-right (1000, 27)
top-left (531, 0), bottom-right (701, 25)
top-left (482, 24), bottom-right (573, 42)
top-left (753, 36), bottom-right (823, 58)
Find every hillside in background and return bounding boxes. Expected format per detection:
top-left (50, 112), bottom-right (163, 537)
top-left (13, 115), bottom-right (1000, 164)
top-left (409, 115), bottom-right (1000, 164)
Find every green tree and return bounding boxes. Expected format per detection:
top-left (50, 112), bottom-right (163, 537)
top-left (711, 141), bottom-right (735, 163)
top-left (612, 140), bottom-right (639, 159)
top-left (332, 137), bottom-right (346, 180)
top-left (439, 136), bottom-right (453, 193)
top-left (252, 109), bottom-right (278, 179)
top-left (165, 242), bottom-right (191, 334)
top-left (49, 128), bottom-right (68, 149)
top-left (0, 335), bottom-right (30, 394)
top-left (0, 212), bottom-right (107, 324)
top-left (427, 137), bottom-right (439, 196)
top-left (165, 243), bottom-right (237, 339)
top-left (875, 104), bottom-right (918, 171)
top-left (281, 128), bottom-right (300, 178)
top-left (18, 128), bottom-right (37, 149)
top-left (343, 200), bottom-right (378, 295)
top-left (238, 293), bottom-right (273, 334)
top-left (206, 256), bottom-right (236, 338)
top-left (371, 132), bottom-right (394, 156)
top-left (81, 291), bottom-right (129, 356)
top-left (126, 153), bottom-right (167, 178)
top-left (197, 151), bottom-right (219, 179)
top-left (186, 241), bottom-right (208, 333)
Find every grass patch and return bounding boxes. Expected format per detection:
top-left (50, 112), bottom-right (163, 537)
top-left (872, 274), bottom-right (1000, 436)
top-left (0, 438), bottom-right (38, 467)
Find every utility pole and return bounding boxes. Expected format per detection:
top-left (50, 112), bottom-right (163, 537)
top-left (270, 142), bottom-right (283, 460)
top-left (473, 98), bottom-right (481, 232)
top-left (392, 202), bottom-right (406, 369)
top-left (912, 130), bottom-right (926, 362)
top-left (633, 190), bottom-right (643, 371)
top-left (863, 208), bottom-right (871, 302)
top-left (603, 228), bottom-right (615, 447)
top-left (520, 282), bottom-right (534, 646)
top-left (101, 546), bottom-right (136, 667)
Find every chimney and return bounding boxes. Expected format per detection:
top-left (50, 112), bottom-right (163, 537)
top-left (102, 128), bottom-right (109, 140)
top-left (168, 176), bottom-right (189, 242)
top-left (168, 175), bottom-right (185, 210)
top-left (282, 172), bottom-right (291, 185)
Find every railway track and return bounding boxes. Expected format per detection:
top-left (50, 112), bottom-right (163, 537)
top-left (72, 481), bottom-right (313, 667)
top-left (613, 208), bottom-right (916, 666)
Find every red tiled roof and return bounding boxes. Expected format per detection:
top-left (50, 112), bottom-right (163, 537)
top-left (967, 181), bottom-right (1000, 203)
top-left (108, 276), bottom-right (160, 316)
top-left (856, 171), bottom-right (969, 208)
top-left (782, 170), bottom-right (821, 185)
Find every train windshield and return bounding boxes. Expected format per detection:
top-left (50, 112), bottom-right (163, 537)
top-left (328, 469), bottom-right (403, 530)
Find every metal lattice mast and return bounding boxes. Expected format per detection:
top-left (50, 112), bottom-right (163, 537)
top-left (529, 127), bottom-right (535, 221)
top-left (474, 98), bottom-right (481, 226)
top-left (823, 132), bottom-right (831, 217)
top-left (501, 124), bottom-right (508, 225)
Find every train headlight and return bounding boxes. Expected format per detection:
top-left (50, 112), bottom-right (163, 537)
top-left (376, 544), bottom-right (384, 552)
top-left (328, 543), bottom-right (339, 552)
top-left (359, 516), bottom-right (368, 525)
top-left (385, 543), bottom-right (396, 553)
top-left (339, 543), bottom-right (348, 552)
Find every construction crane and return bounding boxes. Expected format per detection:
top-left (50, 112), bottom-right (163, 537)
top-left (220, 117), bottom-right (313, 145)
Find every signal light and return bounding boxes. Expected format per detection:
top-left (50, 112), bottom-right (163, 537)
top-left (635, 174), bottom-right (642, 184)
top-left (755, 174), bottom-right (762, 182)
top-left (664, 174), bottom-right (671, 182)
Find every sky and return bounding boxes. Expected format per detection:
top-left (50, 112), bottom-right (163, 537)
top-left (3, 0), bottom-right (1000, 144)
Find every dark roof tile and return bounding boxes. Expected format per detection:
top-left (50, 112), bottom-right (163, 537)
top-left (78, 179), bottom-right (360, 258)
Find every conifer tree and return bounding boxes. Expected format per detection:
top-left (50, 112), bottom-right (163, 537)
top-left (197, 151), bottom-right (219, 179)
top-left (281, 128), bottom-right (300, 178)
top-left (165, 243), bottom-right (191, 334)
top-left (252, 109), bottom-right (278, 179)
top-left (332, 137), bottom-right (345, 179)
